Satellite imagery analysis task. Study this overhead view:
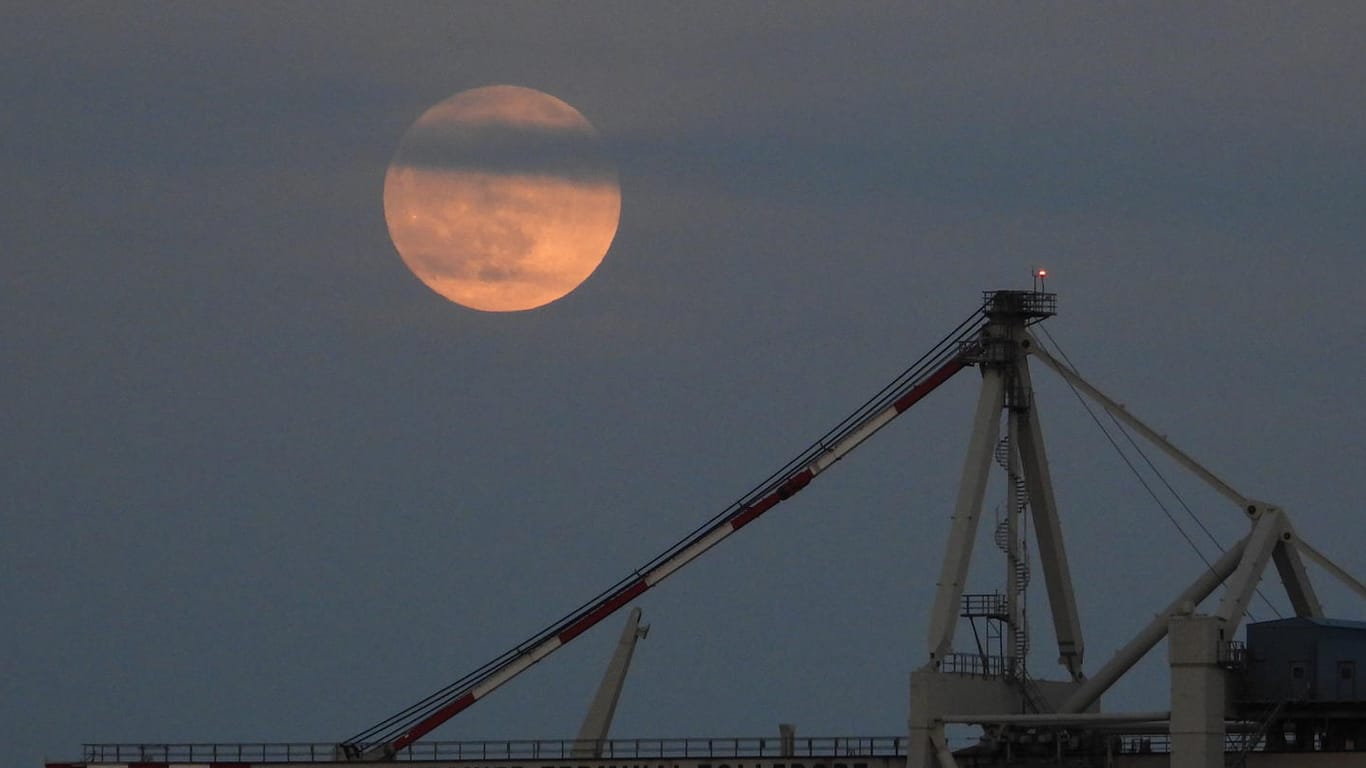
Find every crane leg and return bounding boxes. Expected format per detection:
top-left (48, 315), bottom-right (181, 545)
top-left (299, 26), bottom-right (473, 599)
top-left (573, 606), bottom-right (649, 757)
top-left (927, 367), bottom-right (1005, 663)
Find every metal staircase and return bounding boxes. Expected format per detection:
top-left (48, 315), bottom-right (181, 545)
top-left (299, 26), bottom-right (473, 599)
top-left (992, 436), bottom-right (1031, 676)
top-left (1228, 697), bottom-right (1292, 767)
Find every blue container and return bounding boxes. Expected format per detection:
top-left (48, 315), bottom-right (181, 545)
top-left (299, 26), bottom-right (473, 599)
top-left (1243, 617), bottom-right (1366, 703)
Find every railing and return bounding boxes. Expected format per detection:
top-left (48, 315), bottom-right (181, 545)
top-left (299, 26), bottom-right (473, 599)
top-left (1220, 639), bottom-right (1249, 669)
top-left (81, 736), bottom-right (906, 764)
top-left (959, 593), bottom-right (1008, 619)
top-left (939, 653), bottom-right (1017, 679)
top-left (980, 290), bottom-right (1056, 321)
top-left (1115, 731), bottom-right (1263, 756)
top-left (405, 737), bottom-right (904, 761)
top-left (83, 742), bottom-right (343, 763)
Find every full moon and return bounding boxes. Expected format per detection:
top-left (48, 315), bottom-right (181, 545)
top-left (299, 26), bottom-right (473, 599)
top-left (383, 85), bottom-right (621, 312)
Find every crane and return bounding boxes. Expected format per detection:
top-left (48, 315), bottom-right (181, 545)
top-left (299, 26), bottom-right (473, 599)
top-left (55, 288), bottom-right (1366, 768)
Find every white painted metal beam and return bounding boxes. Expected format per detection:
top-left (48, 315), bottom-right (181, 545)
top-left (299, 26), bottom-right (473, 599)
top-left (1298, 537), bottom-right (1366, 604)
top-left (574, 607), bottom-right (648, 757)
top-left (1014, 358), bottom-right (1084, 680)
top-left (942, 711), bottom-right (1170, 725)
top-left (1271, 521), bottom-right (1323, 618)
top-left (927, 367), bottom-right (1005, 662)
top-left (1059, 535), bottom-right (1248, 714)
top-left (1214, 509), bottom-right (1284, 630)
top-left (1024, 335), bottom-right (1252, 513)
top-left (928, 727), bottom-right (960, 768)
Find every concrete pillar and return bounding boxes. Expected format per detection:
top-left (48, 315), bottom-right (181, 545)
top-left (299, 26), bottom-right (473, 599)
top-left (908, 667), bottom-right (939, 768)
top-left (1168, 614), bottom-right (1229, 768)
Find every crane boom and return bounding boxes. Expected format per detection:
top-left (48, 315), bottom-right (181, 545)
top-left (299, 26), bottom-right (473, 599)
top-left (343, 309), bottom-right (985, 760)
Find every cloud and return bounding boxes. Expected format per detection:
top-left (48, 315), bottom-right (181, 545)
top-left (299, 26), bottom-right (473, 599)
top-left (391, 120), bottom-right (617, 184)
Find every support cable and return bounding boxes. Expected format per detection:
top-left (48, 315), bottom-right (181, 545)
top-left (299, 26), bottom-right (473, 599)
top-left (1033, 326), bottom-right (1278, 620)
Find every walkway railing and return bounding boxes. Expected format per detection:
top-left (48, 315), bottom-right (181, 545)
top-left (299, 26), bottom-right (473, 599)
top-left (82, 736), bottom-right (906, 764)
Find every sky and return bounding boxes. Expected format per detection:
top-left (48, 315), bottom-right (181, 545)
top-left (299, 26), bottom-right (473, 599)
top-left (4, 3), bottom-right (1366, 766)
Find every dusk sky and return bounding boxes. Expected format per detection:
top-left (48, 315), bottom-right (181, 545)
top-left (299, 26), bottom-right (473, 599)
top-left (5, 4), bottom-right (1366, 766)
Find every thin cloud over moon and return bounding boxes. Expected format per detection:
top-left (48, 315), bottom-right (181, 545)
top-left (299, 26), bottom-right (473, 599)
top-left (384, 85), bottom-right (621, 312)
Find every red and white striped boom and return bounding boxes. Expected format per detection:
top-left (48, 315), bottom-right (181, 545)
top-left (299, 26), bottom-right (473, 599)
top-left (344, 310), bottom-right (984, 760)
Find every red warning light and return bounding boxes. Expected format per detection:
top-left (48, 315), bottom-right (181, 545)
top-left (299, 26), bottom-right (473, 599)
top-left (1036, 268), bottom-right (1048, 278)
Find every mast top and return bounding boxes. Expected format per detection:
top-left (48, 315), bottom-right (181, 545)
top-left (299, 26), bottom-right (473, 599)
top-left (981, 289), bottom-right (1056, 324)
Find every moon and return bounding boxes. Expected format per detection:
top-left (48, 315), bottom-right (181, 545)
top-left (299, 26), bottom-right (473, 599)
top-left (383, 85), bottom-right (621, 312)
